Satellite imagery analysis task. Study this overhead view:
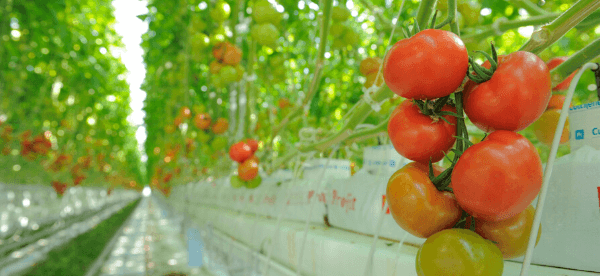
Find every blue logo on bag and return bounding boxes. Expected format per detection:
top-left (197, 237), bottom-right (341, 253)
top-left (575, 129), bottom-right (584, 140)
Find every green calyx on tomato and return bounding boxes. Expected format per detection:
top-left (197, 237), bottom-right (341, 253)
top-left (463, 50), bottom-right (552, 132)
top-left (467, 43), bottom-right (499, 84)
top-left (388, 99), bottom-right (458, 165)
top-left (416, 229), bottom-right (504, 276)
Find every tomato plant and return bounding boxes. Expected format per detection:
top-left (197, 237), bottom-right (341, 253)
top-left (383, 29), bottom-right (469, 100)
top-left (416, 229), bottom-right (504, 276)
top-left (386, 162), bottom-right (462, 238)
top-left (452, 130), bottom-right (543, 221)
top-left (388, 100), bottom-right (457, 164)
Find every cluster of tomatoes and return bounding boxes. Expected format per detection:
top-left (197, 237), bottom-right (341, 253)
top-left (330, 5), bottom-right (360, 49)
top-left (382, 28), bottom-right (554, 275)
top-left (0, 122), bottom-right (121, 196)
top-left (251, 0), bottom-right (282, 47)
top-left (209, 41), bottom-right (244, 87)
top-left (167, 106), bottom-right (229, 136)
top-left (228, 139), bottom-right (262, 189)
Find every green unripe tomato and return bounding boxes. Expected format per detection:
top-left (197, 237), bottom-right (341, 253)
top-left (210, 1), bottom-right (231, 22)
top-left (211, 136), bottom-right (228, 151)
top-left (269, 54), bottom-right (285, 67)
top-left (332, 6), bottom-right (351, 22)
top-left (416, 229), bottom-right (504, 276)
top-left (252, 0), bottom-right (282, 25)
top-left (332, 38), bottom-right (346, 49)
top-left (219, 65), bottom-right (238, 84)
top-left (234, 64), bottom-right (245, 81)
top-left (230, 175), bottom-right (244, 188)
top-left (191, 15), bottom-right (207, 31)
top-left (197, 130), bottom-right (210, 143)
top-left (251, 23), bottom-right (279, 46)
top-left (458, 1), bottom-right (481, 26)
top-left (245, 175), bottom-right (262, 189)
top-left (342, 29), bottom-right (360, 47)
top-left (191, 32), bottom-right (210, 50)
top-left (330, 23), bottom-right (346, 38)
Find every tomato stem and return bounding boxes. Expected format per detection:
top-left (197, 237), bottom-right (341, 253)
top-left (467, 43), bottom-right (499, 84)
top-left (549, 37), bottom-right (600, 87)
top-left (519, 0), bottom-right (600, 55)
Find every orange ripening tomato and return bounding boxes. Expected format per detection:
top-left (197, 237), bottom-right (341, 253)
top-left (359, 57), bottom-right (382, 76)
top-left (546, 94), bottom-right (572, 110)
top-left (194, 113), bottom-right (212, 130)
top-left (213, 42), bottom-right (242, 65)
top-left (467, 205), bottom-right (542, 259)
top-left (532, 109), bottom-right (569, 146)
top-left (212, 118), bottom-right (229, 134)
top-left (386, 162), bottom-right (462, 238)
top-left (238, 158), bottom-right (259, 181)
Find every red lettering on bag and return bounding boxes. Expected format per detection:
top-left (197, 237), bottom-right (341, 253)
top-left (382, 195), bottom-right (390, 214)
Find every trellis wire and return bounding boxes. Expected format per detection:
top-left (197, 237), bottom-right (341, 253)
top-left (519, 62), bottom-right (599, 276)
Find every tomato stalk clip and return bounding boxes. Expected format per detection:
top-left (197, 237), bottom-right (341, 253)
top-left (467, 43), bottom-right (499, 84)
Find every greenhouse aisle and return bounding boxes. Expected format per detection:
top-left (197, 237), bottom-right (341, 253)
top-left (96, 195), bottom-right (212, 276)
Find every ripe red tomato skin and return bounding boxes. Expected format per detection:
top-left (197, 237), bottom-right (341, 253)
top-left (383, 29), bottom-right (468, 100)
top-left (463, 52), bottom-right (551, 132)
top-left (451, 130), bottom-right (543, 222)
top-left (386, 162), bottom-right (462, 238)
top-left (547, 57), bottom-right (577, 91)
top-left (388, 100), bottom-right (457, 164)
top-left (229, 142), bottom-right (253, 163)
top-left (245, 139), bottom-right (259, 152)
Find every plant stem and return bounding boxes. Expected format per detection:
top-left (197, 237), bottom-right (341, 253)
top-left (357, 0), bottom-right (392, 30)
top-left (267, 0), bottom-right (333, 142)
top-left (245, 41), bottom-right (256, 137)
top-left (509, 0), bottom-right (548, 16)
top-left (549, 37), bottom-right (600, 87)
top-left (268, 85), bottom-right (393, 172)
top-left (415, 0), bottom-right (438, 30)
top-left (461, 13), bottom-right (558, 42)
top-left (520, 0), bottom-right (600, 55)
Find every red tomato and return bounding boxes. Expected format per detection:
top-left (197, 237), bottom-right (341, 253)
top-left (229, 142), bottom-right (253, 163)
top-left (238, 158), bottom-right (259, 181)
top-left (463, 51), bottom-right (551, 132)
top-left (383, 29), bottom-right (468, 100)
top-left (245, 139), bottom-right (259, 152)
top-left (386, 162), bottom-right (462, 238)
top-left (547, 57), bottom-right (577, 91)
top-left (467, 205), bottom-right (542, 259)
top-left (451, 130), bottom-right (543, 221)
top-left (388, 100), bottom-right (457, 164)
